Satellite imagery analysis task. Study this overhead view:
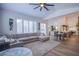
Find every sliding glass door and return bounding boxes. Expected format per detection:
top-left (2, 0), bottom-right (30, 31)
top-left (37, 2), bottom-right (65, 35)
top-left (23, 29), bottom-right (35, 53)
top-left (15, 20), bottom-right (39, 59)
top-left (40, 23), bottom-right (46, 35)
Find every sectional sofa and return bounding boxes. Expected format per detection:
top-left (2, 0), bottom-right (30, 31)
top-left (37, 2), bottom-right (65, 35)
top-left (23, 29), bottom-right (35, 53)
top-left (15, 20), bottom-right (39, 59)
top-left (6, 33), bottom-right (49, 44)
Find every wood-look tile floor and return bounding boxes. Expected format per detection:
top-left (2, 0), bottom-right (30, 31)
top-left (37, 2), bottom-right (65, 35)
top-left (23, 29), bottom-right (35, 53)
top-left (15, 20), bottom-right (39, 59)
top-left (44, 36), bottom-right (79, 56)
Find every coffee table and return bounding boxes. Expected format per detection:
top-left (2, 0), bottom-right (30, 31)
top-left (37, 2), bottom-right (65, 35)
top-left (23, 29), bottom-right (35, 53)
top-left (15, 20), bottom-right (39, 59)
top-left (0, 47), bottom-right (32, 56)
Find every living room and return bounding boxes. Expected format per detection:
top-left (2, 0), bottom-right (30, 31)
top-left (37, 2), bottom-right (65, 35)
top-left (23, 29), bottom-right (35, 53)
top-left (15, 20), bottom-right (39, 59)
top-left (0, 3), bottom-right (79, 56)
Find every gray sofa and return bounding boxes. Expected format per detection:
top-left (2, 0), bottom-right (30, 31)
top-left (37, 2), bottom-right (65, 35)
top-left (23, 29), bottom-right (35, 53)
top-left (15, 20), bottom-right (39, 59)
top-left (5, 33), bottom-right (50, 44)
top-left (6, 33), bottom-right (40, 43)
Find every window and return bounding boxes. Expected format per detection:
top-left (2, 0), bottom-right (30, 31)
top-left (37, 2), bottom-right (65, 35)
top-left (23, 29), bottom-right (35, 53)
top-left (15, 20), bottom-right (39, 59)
top-left (24, 20), bottom-right (29, 33)
top-left (29, 21), bottom-right (33, 33)
top-left (17, 19), bottom-right (38, 33)
top-left (33, 21), bottom-right (37, 32)
top-left (17, 19), bottom-right (22, 34)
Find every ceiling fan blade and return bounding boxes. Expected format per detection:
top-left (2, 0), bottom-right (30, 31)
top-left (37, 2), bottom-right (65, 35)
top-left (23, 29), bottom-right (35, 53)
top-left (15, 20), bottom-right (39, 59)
top-left (34, 6), bottom-right (40, 9)
top-left (40, 7), bottom-right (42, 11)
top-left (44, 6), bottom-right (49, 11)
top-left (45, 3), bottom-right (54, 6)
top-left (29, 3), bottom-right (40, 5)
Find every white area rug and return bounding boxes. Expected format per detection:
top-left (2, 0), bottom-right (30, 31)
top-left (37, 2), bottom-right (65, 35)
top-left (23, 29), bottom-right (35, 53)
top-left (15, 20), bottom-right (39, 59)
top-left (24, 40), bottom-right (60, 56)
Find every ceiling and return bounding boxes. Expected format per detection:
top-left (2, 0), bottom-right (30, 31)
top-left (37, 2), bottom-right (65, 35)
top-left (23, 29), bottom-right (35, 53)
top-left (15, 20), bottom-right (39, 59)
top-left (0, 3), bottom-right (79, 19)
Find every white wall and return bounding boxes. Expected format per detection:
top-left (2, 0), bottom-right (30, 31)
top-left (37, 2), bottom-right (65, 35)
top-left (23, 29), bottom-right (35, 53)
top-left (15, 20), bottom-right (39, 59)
top-left (0, 9), bottom-right (41, 34)
top-left (0, 10), bottom-right (2, 34)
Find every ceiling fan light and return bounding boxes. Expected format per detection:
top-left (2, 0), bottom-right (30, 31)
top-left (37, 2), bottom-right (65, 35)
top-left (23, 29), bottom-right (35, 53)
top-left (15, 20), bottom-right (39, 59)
top-left (40, 4), bottom-right (44, 7)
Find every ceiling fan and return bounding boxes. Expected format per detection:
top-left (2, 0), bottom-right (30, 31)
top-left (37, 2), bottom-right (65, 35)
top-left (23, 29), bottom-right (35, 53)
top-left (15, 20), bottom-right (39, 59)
top-left (29, 3), bottom-right (54, 11)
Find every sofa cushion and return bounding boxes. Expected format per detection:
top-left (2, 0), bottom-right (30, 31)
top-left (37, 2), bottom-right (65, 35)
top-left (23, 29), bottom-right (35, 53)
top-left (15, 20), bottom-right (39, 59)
top-left (19, 36), bottom-right (39, 41)
top-left (0, 36), bottom-right (10, 43)
top-left (6, 33), bottom-right (39, 39)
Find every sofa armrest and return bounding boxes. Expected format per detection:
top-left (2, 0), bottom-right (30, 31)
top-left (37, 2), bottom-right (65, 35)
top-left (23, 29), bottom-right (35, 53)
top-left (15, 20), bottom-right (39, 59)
top-left (38, 36), bottom-right (50, 42)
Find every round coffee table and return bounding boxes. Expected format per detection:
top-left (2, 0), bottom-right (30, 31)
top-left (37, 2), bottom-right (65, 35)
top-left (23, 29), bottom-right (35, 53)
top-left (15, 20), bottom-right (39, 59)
top-left (0, 47), bottom-right (32, 56)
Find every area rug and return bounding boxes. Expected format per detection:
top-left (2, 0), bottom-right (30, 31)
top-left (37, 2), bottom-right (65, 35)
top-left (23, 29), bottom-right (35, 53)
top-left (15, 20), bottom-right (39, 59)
top-left (24, 39), bottom-right (60, 56)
